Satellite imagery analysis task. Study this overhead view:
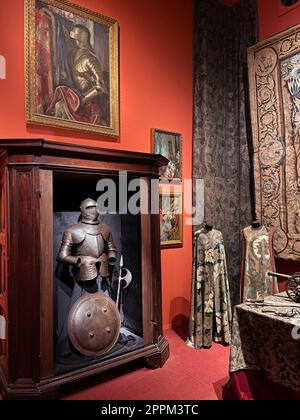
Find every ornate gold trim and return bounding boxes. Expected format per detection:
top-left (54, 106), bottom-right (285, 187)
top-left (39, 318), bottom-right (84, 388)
top-left (159, 189), bottom-right (183, 249)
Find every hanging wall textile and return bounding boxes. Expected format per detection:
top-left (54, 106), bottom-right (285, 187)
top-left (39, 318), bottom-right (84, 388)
top-left (193, 0), bottom-right (257, 306)
top-left (240, 225), bottom-right (278, 303)
top-left (186, 229), bottom-right (232, 349)
top-left (248, 24), bottom-right (300, 260)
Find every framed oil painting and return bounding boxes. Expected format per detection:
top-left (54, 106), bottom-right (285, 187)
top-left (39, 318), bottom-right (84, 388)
top-left (152, 129), bottom-right (182, 181)
top-left (25, 0), bottom-right (119, 137)
top-left (160, 190), bottom-right (183, 248)
top-left (248, 22), bottom-right (300, 260)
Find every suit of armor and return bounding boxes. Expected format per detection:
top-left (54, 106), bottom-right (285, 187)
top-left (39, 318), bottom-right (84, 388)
top-left (69, 25), bottom-right (106, 104)
top-left (56, 198), bottom-right (121, 358)
top-left (57, 198), bottom-right (117, 282)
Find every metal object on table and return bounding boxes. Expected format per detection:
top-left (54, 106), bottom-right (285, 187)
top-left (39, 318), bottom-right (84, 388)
top-left (245, 300), bottom-right (300, 308)
top-left (260, 307), bottom-right (300, 318)
top-left (245, 301), bottom-right (300, 318)
top-left (245, 296), bottom-right (300, 319)
top-left (268, 271), bottom-right (300, 302)
top-left (68, 293), bottom-right (121, 357)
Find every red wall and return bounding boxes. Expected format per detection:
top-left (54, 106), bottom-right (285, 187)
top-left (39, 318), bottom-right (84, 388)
top-left (258, 0), bottom-right (300, 284)
top-left (258, 0), bottom-right (300, 40)
top-left (0, 0), bottom-right (193, 330)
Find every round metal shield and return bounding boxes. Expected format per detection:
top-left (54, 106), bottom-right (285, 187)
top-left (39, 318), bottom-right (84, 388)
top-left (68, 293), bottom-right (121, 357)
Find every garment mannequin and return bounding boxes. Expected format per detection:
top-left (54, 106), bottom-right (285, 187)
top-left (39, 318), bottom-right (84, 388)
top-left (194, 223), bottom-right (213, 236)
top-left (251, 220), bottom-right (261, 229)
top-left (240, 222), bottom-right (278, 303)
top-left (187, 225), bottom-right (232, 349)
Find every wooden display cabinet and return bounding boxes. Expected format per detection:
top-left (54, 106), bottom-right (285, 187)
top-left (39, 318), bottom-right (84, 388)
top-left (0, 139), bottom-right (169, 399)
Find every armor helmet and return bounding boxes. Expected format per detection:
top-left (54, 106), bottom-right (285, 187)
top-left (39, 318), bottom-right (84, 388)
top-left (80, 198), bottom-right (99, 224)
top-left (70, 25), bottom-right (93, 51)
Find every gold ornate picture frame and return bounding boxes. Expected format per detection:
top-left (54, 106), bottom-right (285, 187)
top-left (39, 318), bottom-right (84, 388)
top-left (248, 24), bottom-right (300, 259)
top-left (25, 0), bottom-right (119, 137)
top-left (159, 189), bottom-right (183, 249)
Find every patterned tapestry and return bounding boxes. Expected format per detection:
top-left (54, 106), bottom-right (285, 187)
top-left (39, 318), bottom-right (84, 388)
top-left (193, 0), bottom-right (257, 306)
top-left (230, 293), bottom-right (300, 393)
top-left (248, 24), bottom-right (300, 260)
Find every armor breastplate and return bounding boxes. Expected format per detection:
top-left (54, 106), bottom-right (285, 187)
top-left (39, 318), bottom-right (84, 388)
top-left (73, 53), bottom-right (101, 95)
top-left (57, 220), bottom-right (116, 281)
top-left (73, 233), bottom-right (105, 258)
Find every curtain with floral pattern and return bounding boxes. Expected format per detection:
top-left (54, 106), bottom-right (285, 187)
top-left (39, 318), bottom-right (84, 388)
top-left (193, 0), bottom-right (258, 306)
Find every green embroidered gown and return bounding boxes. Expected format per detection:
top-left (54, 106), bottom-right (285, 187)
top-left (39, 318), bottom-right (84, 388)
top-left (186, 228), bottom-right (232, 349)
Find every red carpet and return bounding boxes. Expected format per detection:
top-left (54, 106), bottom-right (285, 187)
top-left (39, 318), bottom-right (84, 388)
top-left (0, 329), bottom-right (230, 400)
top-left (61, 329), bottom-right (230, 400)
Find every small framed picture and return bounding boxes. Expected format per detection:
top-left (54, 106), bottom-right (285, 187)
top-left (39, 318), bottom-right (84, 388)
top-left (152, 129), bottom-right (182, 181)
top-left (160, 190), bottom-right (183, 248)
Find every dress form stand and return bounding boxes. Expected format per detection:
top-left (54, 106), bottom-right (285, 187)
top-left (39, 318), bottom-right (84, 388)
top-left (187, 225), bottom-right (232, 349)
top-left (240, 221), bottom-right (278, 303)
top-left (194, 223), bottom-right (213, 237)
top-left (251, 220), bottom-right (261, 229)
